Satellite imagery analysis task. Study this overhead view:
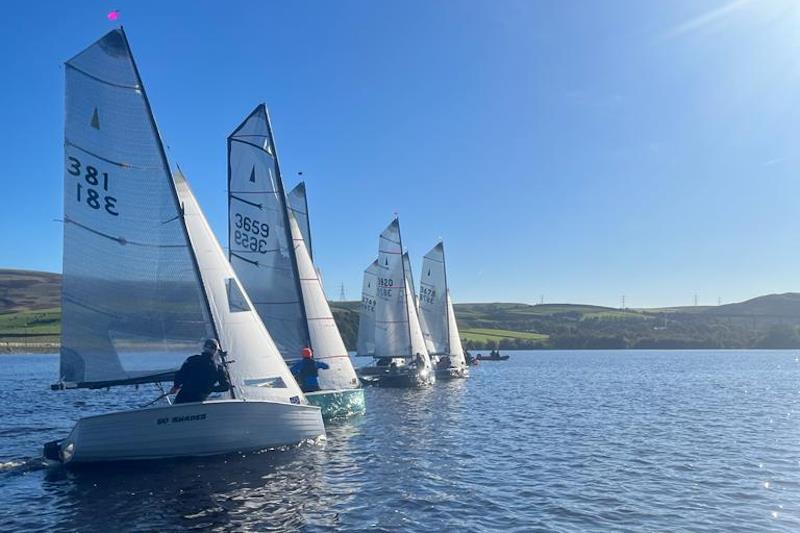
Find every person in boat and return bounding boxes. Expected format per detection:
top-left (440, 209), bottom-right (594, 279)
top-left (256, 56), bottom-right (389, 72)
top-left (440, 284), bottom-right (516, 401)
top-left (437, 355), bottom-right (451, 369)
top-left (290, 347), bottom-right (330, 393)
top-left (169, 338), bottom-right (231, 404)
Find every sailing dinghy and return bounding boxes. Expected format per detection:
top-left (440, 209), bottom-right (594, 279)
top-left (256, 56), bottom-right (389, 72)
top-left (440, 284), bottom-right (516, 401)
top-left (46, 29), bottom-right (324, 464)
top-left (419, 242), bottom-right (469, 379)
top-left (227, 105), bottom-right (364, 418)
top-left (355, 259), bottom-right (379, 357)
top-left (357, 218), bottom-right (434, 387)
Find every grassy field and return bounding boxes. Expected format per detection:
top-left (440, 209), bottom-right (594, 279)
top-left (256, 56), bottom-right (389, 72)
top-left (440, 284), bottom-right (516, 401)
top-left (0, 308), bottom-right (61, 336)
top-left (460, 327), bottom-right (549, 343)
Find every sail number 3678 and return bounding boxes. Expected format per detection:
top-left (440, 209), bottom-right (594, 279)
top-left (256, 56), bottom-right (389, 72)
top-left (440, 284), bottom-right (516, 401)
top-left (67, 156), bottom-right (119, 216)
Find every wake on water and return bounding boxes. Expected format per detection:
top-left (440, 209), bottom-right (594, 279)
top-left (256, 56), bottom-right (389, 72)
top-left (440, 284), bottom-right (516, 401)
top-left (0, 457), bottom-right (50, 475)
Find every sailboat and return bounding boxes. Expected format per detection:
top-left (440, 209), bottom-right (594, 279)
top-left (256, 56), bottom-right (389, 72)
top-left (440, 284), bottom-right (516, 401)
top-left (419, 242), bottom-right (469, 379)
top-left (46, 29), bottom-right (324, 464)
top-left (357, 218), bottom-right (434, 387)
top-left (227, 105), bottom-right (364, 418)
top-left (355, 259), bottom-right (379, 358)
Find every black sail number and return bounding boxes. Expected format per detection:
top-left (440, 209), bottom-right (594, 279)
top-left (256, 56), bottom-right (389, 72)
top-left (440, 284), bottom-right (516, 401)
top-left (378, 277), bottom-right (394, 297)
top-left (68, 156), bottom-right (118, 216)
top-left (233, 213), bottom-right (269, 253)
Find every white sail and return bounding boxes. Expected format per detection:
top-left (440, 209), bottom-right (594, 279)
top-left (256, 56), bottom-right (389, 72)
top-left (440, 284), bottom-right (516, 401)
top-left (59, 29), bottom-right (214, 387)
top-left (288, 213), bottom-right (359, 390)
top-left (446, 290), bottom-right (466, 365)
top-left (373, 219), bottom-right (429, 359)
top-left (174, 171), bottom-right (305, 403)
top-left (287, 182), bottom-right (312, 260)
top-left (419, 243), bottom-right (448, 355)
top-left (356, 259), bottom-right (379, 356)
top-left (227, 105), bottom-right (308, 362)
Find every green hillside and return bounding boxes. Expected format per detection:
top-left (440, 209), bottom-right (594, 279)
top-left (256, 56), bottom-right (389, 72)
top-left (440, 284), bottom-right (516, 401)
top-left (3, 269), bottom-right (800, 351)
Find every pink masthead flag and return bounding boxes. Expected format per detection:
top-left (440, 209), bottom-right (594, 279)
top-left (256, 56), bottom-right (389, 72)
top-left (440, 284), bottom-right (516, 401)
top-left (107, 10), bottom-right (120, 21)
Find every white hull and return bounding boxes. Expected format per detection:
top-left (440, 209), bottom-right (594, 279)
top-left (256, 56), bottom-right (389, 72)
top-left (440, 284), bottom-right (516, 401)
top-left (435, 366), bottom-right (470, 380)
top-left (57, 399), bottom-right (324, 464)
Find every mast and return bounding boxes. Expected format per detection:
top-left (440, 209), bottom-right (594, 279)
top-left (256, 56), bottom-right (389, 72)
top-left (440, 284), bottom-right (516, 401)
top-left (441, 241), bottom-right (451, 354)
top-left (264, 106), bottom-right (312, 352)
top-left (396, 218), bottom-right (414, 356)
top-left (121, 28), bottom-right (231, 397)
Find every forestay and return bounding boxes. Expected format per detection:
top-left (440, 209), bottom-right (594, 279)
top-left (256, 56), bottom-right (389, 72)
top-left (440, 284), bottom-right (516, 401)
top-left (227, 104), bottom-right (309, 361)
top-left (174, 171), bottom-right (305, 403)
top-left (356, 259), bottom-right (379, 356)
top-left (59, 29), bottom-right (213, 387)
top-left (288, 214), bottom-right (359, 389)
top-left (287, 182), bottom-right (312, 260)
top-left (419, 243), bottom-right (448, 354)
top-left (373, 219), bottom-right (429, 358)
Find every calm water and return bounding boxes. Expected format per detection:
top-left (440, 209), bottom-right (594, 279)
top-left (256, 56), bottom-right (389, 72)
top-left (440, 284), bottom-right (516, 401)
top-left (2, 350), bottom-right (800, 532)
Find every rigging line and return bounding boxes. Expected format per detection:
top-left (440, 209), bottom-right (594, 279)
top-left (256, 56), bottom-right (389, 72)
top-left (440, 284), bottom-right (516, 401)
top-left (230, 194), bottom-right (263, 209)
top-left (65, 63), bottom-right (140, 90)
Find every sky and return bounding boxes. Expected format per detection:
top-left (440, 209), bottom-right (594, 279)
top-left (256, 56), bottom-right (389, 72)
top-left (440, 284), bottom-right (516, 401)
top-left (1, 0), bottom-right (799, 308)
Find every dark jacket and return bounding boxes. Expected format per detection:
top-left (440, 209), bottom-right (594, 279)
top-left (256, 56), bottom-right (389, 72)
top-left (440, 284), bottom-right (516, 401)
top-left (290, 358), bottom-right (330, 393)
top-left (173, 353), bottom-right (230, 404)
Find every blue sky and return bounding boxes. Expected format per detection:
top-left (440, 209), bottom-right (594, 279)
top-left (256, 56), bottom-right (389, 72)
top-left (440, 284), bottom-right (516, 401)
top-left (1, 0), bottom-right (799, 308)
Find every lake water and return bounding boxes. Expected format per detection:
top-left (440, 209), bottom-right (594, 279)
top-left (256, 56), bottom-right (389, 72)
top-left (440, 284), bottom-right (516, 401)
top-left (2, 350), bottom-right (800, 532)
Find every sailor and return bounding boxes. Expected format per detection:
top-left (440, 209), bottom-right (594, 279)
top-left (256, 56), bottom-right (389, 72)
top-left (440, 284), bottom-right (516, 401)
top-left (437, 355), bottom-right (451, 369)
top-left (291, 347), bottom-right (330, 393)
top-left (414, 352), bottom-right (426, 369)
top-left (169, 338), bottom-right (231, 404)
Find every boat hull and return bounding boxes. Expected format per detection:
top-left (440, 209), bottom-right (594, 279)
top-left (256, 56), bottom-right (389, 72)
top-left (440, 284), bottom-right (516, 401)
top-left (52, 399), bottom-right (324, 464)
top-left (476, 355), bottom-right (509, 361)
top-left (305, 388), bottom-right (366, 419)
top-left (358, 367), bottom-right (435, 388)
top-left (435, 366), bottom-right (470, 380)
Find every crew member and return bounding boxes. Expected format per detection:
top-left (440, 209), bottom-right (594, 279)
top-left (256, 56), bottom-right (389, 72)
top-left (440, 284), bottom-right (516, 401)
top-left (291, 347), bottom-right (330, 392)
top-left (170, 338), bottom-right (231, 404)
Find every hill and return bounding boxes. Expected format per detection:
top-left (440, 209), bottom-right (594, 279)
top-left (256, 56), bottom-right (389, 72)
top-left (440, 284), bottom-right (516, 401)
top-left (2, 269), bottom-right (800, 351)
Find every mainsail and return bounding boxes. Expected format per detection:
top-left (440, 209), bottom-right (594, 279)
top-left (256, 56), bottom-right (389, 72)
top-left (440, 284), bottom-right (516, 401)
top-left (287, 182), bottom-right (312, 260)
top-left (174, 171), bottom-right (305, 403)
top-left (419, 243), bottom-right (448, 354)
top-left (227, 104), bottom-right (308, 361)
top-left (59, 29), bottom-right (213, 388)
top-left (373, 219), bottom-right (429, 358)
top-left (288, 213), bottom-right (359, 389)
top-left (419, 242), bottom-right (465, 366)
top-left (356, 259), bottom-right (379, 356)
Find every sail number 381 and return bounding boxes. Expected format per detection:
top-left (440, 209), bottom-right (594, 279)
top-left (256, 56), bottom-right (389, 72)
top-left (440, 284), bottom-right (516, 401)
top-left (67, 156), bottom-right (119, 216)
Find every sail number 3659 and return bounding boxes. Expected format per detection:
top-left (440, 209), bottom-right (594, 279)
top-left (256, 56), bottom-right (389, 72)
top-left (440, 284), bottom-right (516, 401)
top-left (67, 157), bottom-right (119, 216)
top-left (233, 213), bottom-right (269, 253)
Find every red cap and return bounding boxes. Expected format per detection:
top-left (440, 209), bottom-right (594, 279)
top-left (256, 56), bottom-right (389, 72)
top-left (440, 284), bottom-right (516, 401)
top-left (302, 347), bottom-right (313, 359)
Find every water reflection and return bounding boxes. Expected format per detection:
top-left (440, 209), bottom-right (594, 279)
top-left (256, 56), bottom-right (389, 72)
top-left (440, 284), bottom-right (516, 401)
top-left (43, 422), bottom-right (365, 532)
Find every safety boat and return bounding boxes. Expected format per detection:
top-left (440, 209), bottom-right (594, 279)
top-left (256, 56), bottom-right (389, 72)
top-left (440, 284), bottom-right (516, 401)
top-left (45, 29), bottom-right (324, 464)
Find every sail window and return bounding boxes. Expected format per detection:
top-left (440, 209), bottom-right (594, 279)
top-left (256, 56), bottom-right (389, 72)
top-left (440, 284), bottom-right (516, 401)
top-left (226, 278), bottom-right (250, 312)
